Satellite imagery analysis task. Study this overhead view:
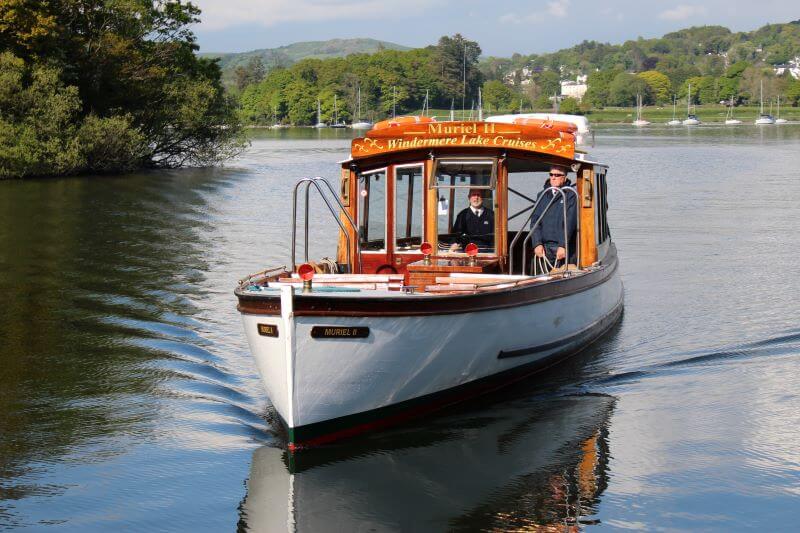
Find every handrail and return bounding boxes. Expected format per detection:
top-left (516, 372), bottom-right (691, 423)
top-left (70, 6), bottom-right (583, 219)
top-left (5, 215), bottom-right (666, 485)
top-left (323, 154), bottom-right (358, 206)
top-left (291, 177), bottom-right (360, 273)
top-left (509, 186), bottom-right (580, 275)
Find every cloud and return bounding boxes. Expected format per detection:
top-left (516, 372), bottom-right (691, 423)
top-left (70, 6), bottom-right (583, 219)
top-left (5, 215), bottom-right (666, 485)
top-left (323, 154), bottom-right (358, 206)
top-left (658, 4), bottom-right (707, 21)
top-left (499, 0), bottom-right (570, 24)
top-left (195, 0), bottom-right (439, 30)
top-left (547, 0), bottom-right (570, 18)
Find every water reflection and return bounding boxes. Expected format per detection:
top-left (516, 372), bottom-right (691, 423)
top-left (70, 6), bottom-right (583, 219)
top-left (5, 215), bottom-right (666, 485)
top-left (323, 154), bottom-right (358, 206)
top-left (0, 170), bottom-right (265, 522)
top-left (240, 393), bottom-right (615, 531)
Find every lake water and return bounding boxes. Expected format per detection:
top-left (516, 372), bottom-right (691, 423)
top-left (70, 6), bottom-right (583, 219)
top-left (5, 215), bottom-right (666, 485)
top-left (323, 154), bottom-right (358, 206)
top-left (2, 125), bottom-right (800, 531)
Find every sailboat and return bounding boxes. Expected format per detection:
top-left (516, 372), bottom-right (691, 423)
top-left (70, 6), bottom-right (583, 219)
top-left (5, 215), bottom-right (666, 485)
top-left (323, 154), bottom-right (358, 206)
top-left (314, 99), bottom-right (327, 128)
top-left (666, 95), bottom-right (681, 125)
top-left (330, 95), bottom-right (346, 128)
top-left (682, 84), bottom-right (700, 125)
top-left (632, 94), bottom-right (649, 126)
top-left (775, 95), bottom-right (788, 124)
top-left (755, 80), bottom-right (775, 125)
top-left (724, 95), bottom-right (741, 125)
top-left (351, 86), bottom-right (373, 130)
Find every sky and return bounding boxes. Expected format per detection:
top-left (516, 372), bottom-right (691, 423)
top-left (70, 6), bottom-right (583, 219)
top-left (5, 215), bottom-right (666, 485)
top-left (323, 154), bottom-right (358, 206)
top-left (191, 0), bottom-right (799, 57)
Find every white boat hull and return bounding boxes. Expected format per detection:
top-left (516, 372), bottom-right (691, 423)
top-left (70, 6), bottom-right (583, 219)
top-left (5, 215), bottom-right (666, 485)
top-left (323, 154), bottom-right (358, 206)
top-left (239, 261), bottom-right (623, 446)
top-left (682, 118), bottom-right (700, 125)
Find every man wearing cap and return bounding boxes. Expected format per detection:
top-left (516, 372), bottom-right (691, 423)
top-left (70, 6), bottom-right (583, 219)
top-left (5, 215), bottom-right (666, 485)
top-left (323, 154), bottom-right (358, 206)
top-left (530, 165), bottom-right (577, 267)
top-left (450, 188), bottom-right (494, 252)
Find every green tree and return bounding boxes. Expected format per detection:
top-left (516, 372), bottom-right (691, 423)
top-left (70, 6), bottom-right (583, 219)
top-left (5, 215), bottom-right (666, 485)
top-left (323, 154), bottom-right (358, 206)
top-left (637, 70), bottom-right (672, 104)
top-left (584, 69), bottom-right (620, 107)
top-left (785, 79), bottom-right (800, 107)
top-left (558, 97), bottom-right (581, 115)
top-left (0, 0), bottom-right (244, 176)
top-left (482, 80), bottom-right (516, 112)
top-left (432, 34), bottom-right (482, 107)
top-left (608, 72), bottom-right (651, 106)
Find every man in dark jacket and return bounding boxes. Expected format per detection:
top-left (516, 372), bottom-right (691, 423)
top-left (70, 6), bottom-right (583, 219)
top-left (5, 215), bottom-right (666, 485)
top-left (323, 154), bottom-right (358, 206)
top-left (530, 165), bottom-right (577, 266)
top-left (450, 188), bottom-right (494, 251)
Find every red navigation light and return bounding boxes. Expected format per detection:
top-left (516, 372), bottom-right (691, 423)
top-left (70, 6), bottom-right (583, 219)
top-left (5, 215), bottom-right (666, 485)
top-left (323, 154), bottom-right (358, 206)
top-left (421, 242), bottom-right (433, 256)
top-left (465, 243), bottom-right (479, 256)
top-left (297, 263), bottom-right (315, 281)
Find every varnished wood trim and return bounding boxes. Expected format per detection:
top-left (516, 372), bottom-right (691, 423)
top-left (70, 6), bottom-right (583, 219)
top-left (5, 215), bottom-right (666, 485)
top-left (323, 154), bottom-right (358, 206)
top-left (236, 245), bottom-right (618, 317)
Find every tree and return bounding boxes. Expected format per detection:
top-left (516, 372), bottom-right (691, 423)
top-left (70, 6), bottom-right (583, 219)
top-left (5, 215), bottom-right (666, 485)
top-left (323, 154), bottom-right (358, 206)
top-left (0, 52), bottom-right (146, 177)
top-left (233, 57), bottom-right (266, 92)
top-left (559, 97), bottom-right (581, 115)
top-left (584, 69), bottom-right (621, 107)
top-left (482, 80), bottom-right (516, 112)
top-left (433, 34), bottom-right (483, 106)
top-left (637, 71), bottom-right (672, 104)
top-left (785, 79), bottom-right (800, 107)
top-left (0, 0), bottom-right (244, 176)
top-left (608, 72), bottom-right (651, 106)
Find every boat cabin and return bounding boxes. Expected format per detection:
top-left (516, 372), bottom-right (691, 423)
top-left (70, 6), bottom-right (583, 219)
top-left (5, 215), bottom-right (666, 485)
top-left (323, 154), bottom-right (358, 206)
top-left (326, 117), bottom-right (610, 285)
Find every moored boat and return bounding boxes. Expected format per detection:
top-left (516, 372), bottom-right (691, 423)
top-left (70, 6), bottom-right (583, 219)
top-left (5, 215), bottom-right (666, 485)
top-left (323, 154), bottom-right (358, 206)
top-left (754, 80), bottom-right (775, 125)
top-left (632, 94), bottom-right (650, 126)
top-left (682, 84), bottom-right (701, 125)
top-left (236, 114), bottom-right (624, 449)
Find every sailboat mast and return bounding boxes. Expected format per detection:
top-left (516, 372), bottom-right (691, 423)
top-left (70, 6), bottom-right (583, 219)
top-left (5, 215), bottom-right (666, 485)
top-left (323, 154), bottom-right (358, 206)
top-left (462, 43), bottom-right (466, 120)
top-left (687, 84), bottom-right (691, 116)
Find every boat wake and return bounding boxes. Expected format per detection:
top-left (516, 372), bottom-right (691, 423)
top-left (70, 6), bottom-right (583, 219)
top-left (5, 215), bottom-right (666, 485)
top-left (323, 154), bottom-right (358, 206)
top-left (591, 327), bottom-right (800, 387)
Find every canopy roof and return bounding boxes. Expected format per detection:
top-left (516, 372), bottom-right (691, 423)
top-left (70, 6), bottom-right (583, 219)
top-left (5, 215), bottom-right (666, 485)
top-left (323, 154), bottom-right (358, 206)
top-left (350, 119), bottom-right (576, 162)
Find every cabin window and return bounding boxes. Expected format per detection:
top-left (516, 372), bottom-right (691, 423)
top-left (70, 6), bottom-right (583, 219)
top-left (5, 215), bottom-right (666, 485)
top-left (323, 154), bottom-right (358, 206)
top-left (432, 158), bottom-right (497, 253)
top-left (358, 169), bottom-right (387, 251)
top-left (432, 159), bottom-right (496, 189)
top-left (394, 164), bottom-right (424, 252)
top-left (595, 170), bottom-right (611, 243)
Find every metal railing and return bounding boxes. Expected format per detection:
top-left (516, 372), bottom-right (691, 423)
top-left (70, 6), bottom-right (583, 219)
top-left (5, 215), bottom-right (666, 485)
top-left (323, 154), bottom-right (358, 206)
top-left (508, 186), bottom-right (580, 275)
top-left (291, 176), bottom-right (360, 273)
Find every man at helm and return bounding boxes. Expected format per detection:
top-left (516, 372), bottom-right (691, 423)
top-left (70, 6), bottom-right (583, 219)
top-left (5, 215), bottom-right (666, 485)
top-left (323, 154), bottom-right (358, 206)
top-left (449, 188), bottom-right (494, 252)
top-left (530, 165), bottom-right (577, 267)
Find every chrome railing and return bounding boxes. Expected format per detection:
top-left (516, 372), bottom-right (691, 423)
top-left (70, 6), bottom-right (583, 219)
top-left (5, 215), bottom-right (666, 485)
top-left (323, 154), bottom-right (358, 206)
top-left (291, 176), bottom-right (360, 273)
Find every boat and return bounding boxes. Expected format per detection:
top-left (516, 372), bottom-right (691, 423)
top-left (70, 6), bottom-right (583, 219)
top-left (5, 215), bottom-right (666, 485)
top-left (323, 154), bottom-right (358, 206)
top-left (350, 86), bottom-right (373, 130)
top-left (724, 95), bottom-right (742, 125)
top-left (632, 94), bottom-right (650, 126)
top-left (776, 95), bottom-right (788, 124)
top-left (755, 80), bottom-right (775, 125)
top-left (330, 95), bottom-right (347, 128)
top-left (682, 84), bottom-right (701, 125)
top-left (239, 393), bottom-right (616, 530)
top-left (313, 99), bottom-right (327, 129)
top-left (235, 115), bottom-right (624, 449)
top-left (666, 95), bottom-right (682, 125)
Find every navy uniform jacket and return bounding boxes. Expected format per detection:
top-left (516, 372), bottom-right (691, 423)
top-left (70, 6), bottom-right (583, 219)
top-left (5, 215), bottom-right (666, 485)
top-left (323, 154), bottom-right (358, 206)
top-left (530, 179), bottom-right (577, 261)
top-left (452, 206), bottom-right (494, 249)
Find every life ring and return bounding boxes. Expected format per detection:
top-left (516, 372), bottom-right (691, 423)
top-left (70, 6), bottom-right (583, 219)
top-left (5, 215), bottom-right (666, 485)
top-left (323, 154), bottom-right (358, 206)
top-left (512, 117), bottom-right (577, 134)
top-left (375, 264), bottom-right (398, 275)
top-left (372, 116), bottom-right (436, 130)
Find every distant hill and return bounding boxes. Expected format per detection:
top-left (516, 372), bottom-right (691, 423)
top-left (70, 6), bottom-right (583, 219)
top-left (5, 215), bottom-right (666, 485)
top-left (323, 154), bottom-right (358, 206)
top-left (204, 38), bottom-right (411, 76)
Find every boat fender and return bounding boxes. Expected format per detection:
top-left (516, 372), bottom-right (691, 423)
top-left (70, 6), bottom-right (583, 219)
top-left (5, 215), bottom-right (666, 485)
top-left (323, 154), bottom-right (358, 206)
top-left (512, 117), bottom-right (578, 134)
top-left (372, 116), bottom-right (436, 130)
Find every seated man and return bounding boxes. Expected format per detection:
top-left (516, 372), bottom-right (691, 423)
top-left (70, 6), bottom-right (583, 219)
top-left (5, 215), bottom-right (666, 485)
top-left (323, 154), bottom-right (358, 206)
top-left (530, 165), bottom-right (577, 266)
top-left (449, 188), bottom-right (494, 252)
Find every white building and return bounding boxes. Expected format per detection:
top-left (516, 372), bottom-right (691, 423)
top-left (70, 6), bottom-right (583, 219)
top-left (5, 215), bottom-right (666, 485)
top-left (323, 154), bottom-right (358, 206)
top-left (774, 57), bottom-right (800, 79)
top-left (560, 75), bottom-right (588, 101)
